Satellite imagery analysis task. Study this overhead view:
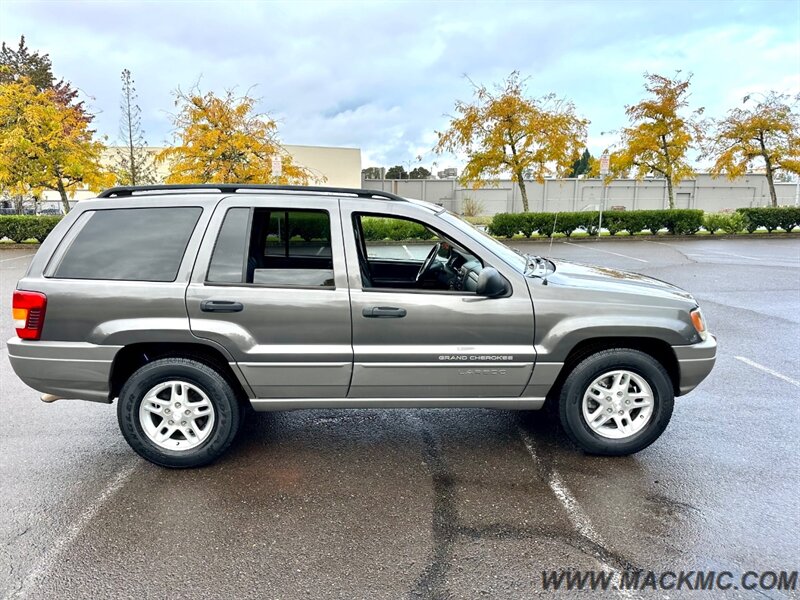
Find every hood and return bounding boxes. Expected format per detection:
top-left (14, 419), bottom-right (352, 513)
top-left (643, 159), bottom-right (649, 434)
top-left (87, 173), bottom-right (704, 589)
top-left (544, 259), bottom-right (696, 304)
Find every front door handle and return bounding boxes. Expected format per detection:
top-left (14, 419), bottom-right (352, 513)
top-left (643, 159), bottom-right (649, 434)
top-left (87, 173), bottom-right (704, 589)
top-left (200, 300), bottom-right (244, 313)
top-left (362, 306), bottom-right (407, 318)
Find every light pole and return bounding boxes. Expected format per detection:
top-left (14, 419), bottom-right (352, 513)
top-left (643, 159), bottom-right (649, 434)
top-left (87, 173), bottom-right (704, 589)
top-left (598, 150), bottom-right (610, 237)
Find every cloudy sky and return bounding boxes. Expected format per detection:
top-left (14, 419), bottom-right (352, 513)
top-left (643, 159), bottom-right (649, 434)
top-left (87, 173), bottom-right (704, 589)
top-left (2, 0), bottom-right (798, 171)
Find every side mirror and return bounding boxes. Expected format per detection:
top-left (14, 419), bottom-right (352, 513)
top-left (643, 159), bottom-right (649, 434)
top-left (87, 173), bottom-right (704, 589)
top-left (476, 267), bottom-right (509, 298)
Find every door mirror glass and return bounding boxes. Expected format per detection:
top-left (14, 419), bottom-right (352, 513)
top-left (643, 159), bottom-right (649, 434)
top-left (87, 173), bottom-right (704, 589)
top-left (476, 267), bottom-right (509, 298)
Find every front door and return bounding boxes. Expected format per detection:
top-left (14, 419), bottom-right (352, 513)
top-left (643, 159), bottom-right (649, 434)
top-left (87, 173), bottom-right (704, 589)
top-left (340, 199), bottom-right (535, 398)
top-left (186, 195), bottom-right (352, 398)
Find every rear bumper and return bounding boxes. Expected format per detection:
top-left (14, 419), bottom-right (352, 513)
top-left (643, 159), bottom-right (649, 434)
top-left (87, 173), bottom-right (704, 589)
top-left (672, 335), bottom-right (717, 395)
top-left (6, 337), bottom-right (121, 403)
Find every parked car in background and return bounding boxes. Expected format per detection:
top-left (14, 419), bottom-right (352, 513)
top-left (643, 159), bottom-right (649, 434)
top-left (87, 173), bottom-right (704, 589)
top-left (8, 185), bottom-right (716, 468)
top-left (38, 208), bottom-right (64, 216)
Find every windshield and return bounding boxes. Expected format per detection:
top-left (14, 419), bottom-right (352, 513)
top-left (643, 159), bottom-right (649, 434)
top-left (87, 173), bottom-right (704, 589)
top-left (439, 211), bottom-right (528, 272)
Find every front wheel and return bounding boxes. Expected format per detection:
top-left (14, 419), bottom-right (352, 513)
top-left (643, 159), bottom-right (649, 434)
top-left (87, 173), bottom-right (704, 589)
top-left (558, 349), bottom-right (674, 456)
top-left (117, 358), bottom-right (242, 468)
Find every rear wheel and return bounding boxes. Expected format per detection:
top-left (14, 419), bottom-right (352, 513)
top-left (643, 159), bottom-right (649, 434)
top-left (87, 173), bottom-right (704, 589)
top-left (117, 358), bottom-right (242, 468)
top-left (558, 349), bottom-right (674, 455)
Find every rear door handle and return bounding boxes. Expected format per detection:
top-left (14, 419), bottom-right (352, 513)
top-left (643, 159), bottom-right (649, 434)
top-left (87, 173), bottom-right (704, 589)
top-left (362, 306), bottom-right (407, 318)
top-left (200, 300), bottom-right (244, 313)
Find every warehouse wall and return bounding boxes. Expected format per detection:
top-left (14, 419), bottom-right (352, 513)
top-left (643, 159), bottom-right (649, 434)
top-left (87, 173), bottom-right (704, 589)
top-left (363, 174), bottom-right (798, 214)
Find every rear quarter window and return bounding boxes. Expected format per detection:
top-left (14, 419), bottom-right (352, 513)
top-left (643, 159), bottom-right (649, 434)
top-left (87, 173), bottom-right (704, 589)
top-left (53, 207), bottom-right (202, 282)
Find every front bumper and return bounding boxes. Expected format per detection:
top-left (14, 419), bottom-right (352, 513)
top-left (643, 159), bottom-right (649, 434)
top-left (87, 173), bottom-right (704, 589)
top-left (672, 335), bottom-right (717, 395)
top-left (6, 337), bottom-right (121, 403)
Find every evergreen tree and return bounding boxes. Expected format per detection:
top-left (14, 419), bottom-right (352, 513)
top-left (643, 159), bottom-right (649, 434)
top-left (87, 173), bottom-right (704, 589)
top-left (385, 165), bottom-right (408, 179)
top-left (113, 69), bottom-right (157, 185)
top-left (568, 149), bottom-right (592, 177)
top-left (409, 166), bottom-right (431, 179)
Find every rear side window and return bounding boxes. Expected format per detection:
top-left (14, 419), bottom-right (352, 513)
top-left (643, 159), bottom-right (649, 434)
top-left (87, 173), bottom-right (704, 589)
top-left (207, 208), bottom-right (249, 283)
top-left (264, 210), bottom-right (332, 260)
top-left (54, 207), bottom-right (202, 282)
top-left (207, 207), bottom-right (333, 287)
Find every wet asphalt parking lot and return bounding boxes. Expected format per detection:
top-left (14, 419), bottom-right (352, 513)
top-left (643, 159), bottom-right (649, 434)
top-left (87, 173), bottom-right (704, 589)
top-left (1, 237), bottom-right (798, 599)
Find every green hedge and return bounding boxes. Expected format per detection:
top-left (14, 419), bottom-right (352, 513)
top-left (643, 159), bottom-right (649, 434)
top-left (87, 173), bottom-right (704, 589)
top-left (736, 207), bottom-right (800, 233)
top-left (488, 209), bottom-right (704, 238)
top-left (488, 208), bottom-right (800, 237)
top-left (361, 216), bottom-right (435, 241)
top-left (703, 212), bottom-right (745, 235)
top-left (0, 215), bottom-right (62, 243)
top-left (288, 212), bottom-right (330, 241)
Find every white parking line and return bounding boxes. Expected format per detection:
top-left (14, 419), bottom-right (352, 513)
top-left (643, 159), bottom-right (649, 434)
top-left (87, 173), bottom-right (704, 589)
top-left (519, 427), bottom-right (635, 599)
top-left (734, 356), bottom-right (800, 387)
top-left (402, 244), bottom-right (414, 259)
top-left (561, 241), bottom-right (648, 263)
top-left (686, 251), bottom-right (762, 261)
top-left (11, 458), bottom-right (139, 599)
top-left (519, 428), bottom-right (603, 545)
top-left (685, 252), bottom-right (800, 268)
top-left (0, 253), bottom-right (35, 263)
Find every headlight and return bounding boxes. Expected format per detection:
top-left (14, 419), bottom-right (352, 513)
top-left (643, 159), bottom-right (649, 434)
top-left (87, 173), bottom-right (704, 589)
top-left (690, 307), bottom-right (708, 341)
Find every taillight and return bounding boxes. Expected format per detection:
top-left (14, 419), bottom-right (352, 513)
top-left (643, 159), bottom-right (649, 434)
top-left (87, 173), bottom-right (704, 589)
top-left (12, 290), bottom-right (47, 340)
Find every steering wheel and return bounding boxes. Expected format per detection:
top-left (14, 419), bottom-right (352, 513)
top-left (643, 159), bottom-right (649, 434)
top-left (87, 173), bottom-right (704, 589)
top-left (415, 242), bottom-right (442, 284)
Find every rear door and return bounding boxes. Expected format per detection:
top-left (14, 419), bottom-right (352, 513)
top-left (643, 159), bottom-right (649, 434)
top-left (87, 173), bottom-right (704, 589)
top-left (186, 195), bottom-right (352, 398)
top-left (340, 199), bottom-right (535, 398)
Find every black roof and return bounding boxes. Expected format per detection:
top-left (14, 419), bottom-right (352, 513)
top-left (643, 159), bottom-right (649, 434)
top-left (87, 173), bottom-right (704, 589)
top-left (97, 184), bottom-right (407, 202)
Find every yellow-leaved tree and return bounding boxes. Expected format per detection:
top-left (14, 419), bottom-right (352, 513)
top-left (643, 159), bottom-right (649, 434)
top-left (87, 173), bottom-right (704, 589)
top-left (435, 72), bottom-right (588, 213)
top-left (158, 88), bottom-right (317, 185)
top-left (0, 77), bottom-right (111, 212)
top-left (705, 92), bottom-right (799, 207)
top-left (613, 72), bottom-right (704, 208)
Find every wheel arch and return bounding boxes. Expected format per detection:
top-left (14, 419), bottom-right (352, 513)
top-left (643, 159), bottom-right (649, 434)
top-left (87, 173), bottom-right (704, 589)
top-left (547, 337), bottom-right (680, 403)
top-left (109, 341), bottom-right (251, 402)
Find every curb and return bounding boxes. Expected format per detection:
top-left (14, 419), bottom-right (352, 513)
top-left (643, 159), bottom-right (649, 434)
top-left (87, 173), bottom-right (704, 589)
top-left (0, 243), bottom-right (41, 250)
top-left (503, 232), bottom-right (800, 243)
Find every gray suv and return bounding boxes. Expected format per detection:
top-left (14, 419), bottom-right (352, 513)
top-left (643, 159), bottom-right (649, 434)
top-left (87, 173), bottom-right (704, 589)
top-left (8, 185), bottom-right (716, 468)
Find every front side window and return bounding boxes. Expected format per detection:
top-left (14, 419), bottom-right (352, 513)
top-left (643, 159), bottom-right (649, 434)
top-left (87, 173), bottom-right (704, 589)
top-left (439, 211), bottom-right (527, 273)
top-left (354, 213), bottom-right (484, 293)
top-left (54, 207), bottom-right (202, 282)
top-left (361, 216), bottom-right (437, 261)
top-left (207, 207), bottom-right (333, 287)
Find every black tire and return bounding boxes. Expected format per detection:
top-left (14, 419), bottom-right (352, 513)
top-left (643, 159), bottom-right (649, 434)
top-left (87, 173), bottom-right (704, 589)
top-left (558, 348), bottom-right (674, 456)
top-left (117, 358), bottom-right (242, 468)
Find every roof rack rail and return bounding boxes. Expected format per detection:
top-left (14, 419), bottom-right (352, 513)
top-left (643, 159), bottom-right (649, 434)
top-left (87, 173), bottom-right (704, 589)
top-left (96, 183), bottom-right (408, 202)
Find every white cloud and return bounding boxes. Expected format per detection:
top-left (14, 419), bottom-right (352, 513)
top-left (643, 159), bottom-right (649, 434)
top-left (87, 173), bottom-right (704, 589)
top-left (1, 0), bottom-right (797, 167)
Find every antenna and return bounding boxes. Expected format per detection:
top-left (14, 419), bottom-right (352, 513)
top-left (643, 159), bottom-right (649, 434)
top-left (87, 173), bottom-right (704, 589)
top-left (532, 211), bottom-right (559, 286)
top-left (547, 211), bottom-right (559, 261)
